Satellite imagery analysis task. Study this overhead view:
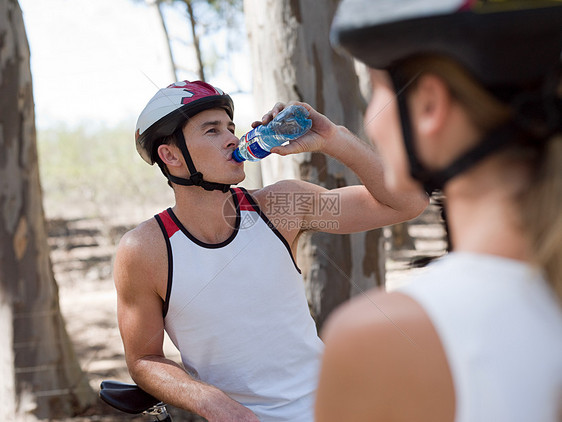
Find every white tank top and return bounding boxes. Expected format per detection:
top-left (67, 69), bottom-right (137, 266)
top-left (398, 252), bottom-right (562, 422)
top-left (155, 187), bottom-right (323, 422)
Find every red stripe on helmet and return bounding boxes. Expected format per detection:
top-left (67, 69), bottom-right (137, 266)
top-left (459, 0), bottom-right (477, 11)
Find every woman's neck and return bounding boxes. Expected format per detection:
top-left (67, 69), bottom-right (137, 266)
top-left (443, 154), bottom-right (532, 261)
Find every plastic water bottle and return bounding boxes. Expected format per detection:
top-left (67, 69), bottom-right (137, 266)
top-left (232, 105), bottom-right (312, 162)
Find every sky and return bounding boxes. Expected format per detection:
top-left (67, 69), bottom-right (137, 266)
top-left (18, 0), bottom-right (255, 132)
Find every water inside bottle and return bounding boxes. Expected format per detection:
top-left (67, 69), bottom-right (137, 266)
top-left (269, 106), bottom-right (311, 137)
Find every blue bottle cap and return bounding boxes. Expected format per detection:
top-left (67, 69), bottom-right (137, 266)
top-left (232, 148), bottom-right (246, 162)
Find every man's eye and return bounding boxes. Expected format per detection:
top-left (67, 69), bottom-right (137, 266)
top-left (206, 128), bottom-right (217, 134)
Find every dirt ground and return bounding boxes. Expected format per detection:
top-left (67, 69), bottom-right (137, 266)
top-left (45, 196), bottom-right (446, 421)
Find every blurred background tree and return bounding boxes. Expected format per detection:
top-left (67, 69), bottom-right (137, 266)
top-left (0, 0), bottom-right (95, 418)
top-left (244, 0), bottom-right (385, 329)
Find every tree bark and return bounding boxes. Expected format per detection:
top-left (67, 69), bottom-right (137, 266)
top-left (244, 0), bottom-right (384, 329)
top-left (0, 1), bottom-right (95, 418)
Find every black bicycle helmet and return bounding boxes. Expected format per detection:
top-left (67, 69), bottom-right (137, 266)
top-left (331, 0), bottom-right (562, 193)
top-left (135, 80), bottom-right (234, 192)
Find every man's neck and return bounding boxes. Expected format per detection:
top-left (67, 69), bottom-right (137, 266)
top-left (172, 186), bottom-right (238, 244)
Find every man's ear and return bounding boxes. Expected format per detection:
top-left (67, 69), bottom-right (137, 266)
top-left (157, 144), bottom-right (183, 168)
top-left (409, 73), bottom-right (451, 138)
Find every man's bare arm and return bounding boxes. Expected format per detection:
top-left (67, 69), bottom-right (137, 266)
top-left (253, 102), bottom-right (428, 235)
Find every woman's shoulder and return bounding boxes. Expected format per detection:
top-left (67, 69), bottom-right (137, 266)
top-left (318, 288), bottom-right (455, 421)
top-left (322, 288), bottom-right (442, 353)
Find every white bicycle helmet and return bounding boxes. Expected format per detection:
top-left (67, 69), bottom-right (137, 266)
top-left (135, 80), bottom-right (234, 192)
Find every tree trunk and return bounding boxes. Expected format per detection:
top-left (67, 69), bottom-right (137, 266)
top-left (183, 0), bottom-right (206, 81)
top-left (389, 223), bottom-right (416, 251)
top-left (156, 0), bottom-right (178, 81)
top-left (0, 1), bottom-right (95, 418)
top-left (244, 0), bottom-right (384, 329)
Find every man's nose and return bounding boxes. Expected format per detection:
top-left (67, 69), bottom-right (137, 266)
top-left (225, 132), bottom-right (239, 148)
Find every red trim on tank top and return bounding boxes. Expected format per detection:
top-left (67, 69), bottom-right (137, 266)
top-left (233, 187), bottom-right (258, 212)
top-left (157, 210), bottom-right (180, 238)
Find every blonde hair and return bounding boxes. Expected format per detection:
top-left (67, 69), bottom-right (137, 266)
top-left (397, 55), bottom-right (562, 302)
top-left (522, 136), bottom-right (562, 300)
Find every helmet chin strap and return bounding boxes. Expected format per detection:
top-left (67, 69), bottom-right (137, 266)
top-left (388, 71), bottom-right (551, 195)
top-left (166, 127), bottom-right (231, 193)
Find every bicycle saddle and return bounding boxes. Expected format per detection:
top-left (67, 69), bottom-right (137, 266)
top-left (100, 380), bottom-right (161, 414)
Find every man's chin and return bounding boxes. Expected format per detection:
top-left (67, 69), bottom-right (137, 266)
top-left (215, 174), bottom-right (245, 187)
top-left (232, 174), bottom-right (246, 185)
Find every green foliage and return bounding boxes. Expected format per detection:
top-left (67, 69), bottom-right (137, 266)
top-left (37, 123), bottom-right (172, 219)
top-left (37, 122), bottom-right (251, 219)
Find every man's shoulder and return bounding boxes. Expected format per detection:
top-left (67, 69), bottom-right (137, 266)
top-left (114, 216), bottom-right (168, 294)
top-left (116, 217), bottom-right (166, 267)
top-left (250, 179), bottom-right (321, 204)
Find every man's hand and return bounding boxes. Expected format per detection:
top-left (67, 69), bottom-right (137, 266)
top-left (202, 390), bottom-right (261, 422)
top-left (252, 101), bottom-right (338, 157)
